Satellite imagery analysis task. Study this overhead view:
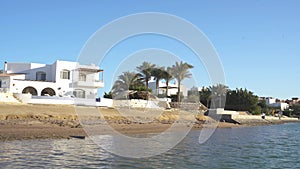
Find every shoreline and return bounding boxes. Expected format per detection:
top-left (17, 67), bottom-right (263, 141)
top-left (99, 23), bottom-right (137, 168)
top-left (0, 103), bottom-right (299, 141)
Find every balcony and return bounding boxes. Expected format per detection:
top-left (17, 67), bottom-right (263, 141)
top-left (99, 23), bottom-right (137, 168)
top-left (72, 80), bottom-right (104, 88)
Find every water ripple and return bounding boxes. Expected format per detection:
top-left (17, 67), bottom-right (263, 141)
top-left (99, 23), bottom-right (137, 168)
top-left (0, 123), bottom-right (300, 168)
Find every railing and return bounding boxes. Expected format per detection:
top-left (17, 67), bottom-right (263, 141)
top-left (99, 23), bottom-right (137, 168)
top-left (73, 80), bottom-right (104, 88)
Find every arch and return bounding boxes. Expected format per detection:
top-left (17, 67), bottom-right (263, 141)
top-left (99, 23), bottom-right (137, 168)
top-left (22, 86), bottom-right (38, 95)
top-left (36, 71), bottom-right (46, 81)
top-left (41, 87), bottom-right (56, 96)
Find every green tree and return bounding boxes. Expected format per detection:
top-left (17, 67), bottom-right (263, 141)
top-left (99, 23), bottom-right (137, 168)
top-left (199, 87), bottom-right (212, 107)
top-left (151, 66), bottom-right (165, 95)
top-left (290, 104), bottom-right (300, 117)
top-left (136, 62), bottom-right (156, 89)
top-left (187, 86), bottom-right (199, 103)
top-left (171, 61), bottom-right (193, 102)
top-left (225, 88), bottom-right (260, 114)
top-left (209, 84), bottom-right (228, 108)
top-left (258, 100), bottom-right (269, 114)
top-left (111, 71), bottom-right (143, 97)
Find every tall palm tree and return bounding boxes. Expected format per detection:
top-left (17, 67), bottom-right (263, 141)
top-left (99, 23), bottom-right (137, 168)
top-left (136, 62), bottom-right (156, 89)
top-left (209, 84), bottom-right (228, 108)
top-left (111, 71), bottom-right (142, 98)
top-left (171, 61), bottom-right (193, 102)
top-left (151, 67), bottom-right (165, 95)
top-left (161, 67), bottom-right (174, 97)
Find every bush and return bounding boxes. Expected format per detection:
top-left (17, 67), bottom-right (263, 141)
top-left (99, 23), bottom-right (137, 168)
top-left (103, 92), bottom-right (112, 99)
top-left (283, 110), bottom-right (292, 117)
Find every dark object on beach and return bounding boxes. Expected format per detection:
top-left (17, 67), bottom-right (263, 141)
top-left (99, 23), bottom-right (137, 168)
top-left (261, 113), bottom-right (266, 119)
top-left (69, 135), bottom-right (86, 139)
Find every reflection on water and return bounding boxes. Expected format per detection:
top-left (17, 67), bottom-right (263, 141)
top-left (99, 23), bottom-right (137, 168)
top-left (1, 123), bottom-right (300, 168)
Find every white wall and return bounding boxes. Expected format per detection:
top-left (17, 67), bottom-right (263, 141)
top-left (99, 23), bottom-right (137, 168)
top-left (266, 98), bottom-right (276, 105)
top-left (10, 79), bottom-right (58, 96)
top-left (4, 60), bottom-right (103, 98)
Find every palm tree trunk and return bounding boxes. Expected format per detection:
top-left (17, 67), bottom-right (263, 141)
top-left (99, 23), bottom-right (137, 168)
top-left (146, 79), bottom-right (148, 89)
top-left (166, 80), bottom-right (169, 97)
top-left (177, 80), bottom-right (181, 103)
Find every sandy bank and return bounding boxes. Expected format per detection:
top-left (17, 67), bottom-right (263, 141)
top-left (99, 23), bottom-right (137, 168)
top-left (0, 103), bottom-right (298, 141)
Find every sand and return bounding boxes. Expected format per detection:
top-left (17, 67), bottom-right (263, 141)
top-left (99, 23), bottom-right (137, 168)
top-left (0, 103), bottom-right (294, 141)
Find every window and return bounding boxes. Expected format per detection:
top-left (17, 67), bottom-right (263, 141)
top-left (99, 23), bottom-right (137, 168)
top-left (60, 70), bottom-right (70, 79)
top-left (79, 73), bottom-right (86, 81)
top-left (36, 71), bottom-right (46, 81)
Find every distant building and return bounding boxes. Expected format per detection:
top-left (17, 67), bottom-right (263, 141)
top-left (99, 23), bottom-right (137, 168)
top-left (0, 60), bottom-right (104, 99)
top-left (265, 97), bottom-right (289, 110)
top-left (148, 77), bottom-right (188, 97)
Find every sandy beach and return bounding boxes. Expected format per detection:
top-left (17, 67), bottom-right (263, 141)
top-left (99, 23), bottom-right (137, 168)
top-left (0, 103), bottom-right (296, 141)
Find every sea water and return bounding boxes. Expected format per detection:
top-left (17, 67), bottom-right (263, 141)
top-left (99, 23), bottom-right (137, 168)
top-left (1, 123), bottom-right (300, 168)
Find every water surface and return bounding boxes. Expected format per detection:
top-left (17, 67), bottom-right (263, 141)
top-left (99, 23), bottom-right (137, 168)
top-left (1, 123), bottom-right (299, 168)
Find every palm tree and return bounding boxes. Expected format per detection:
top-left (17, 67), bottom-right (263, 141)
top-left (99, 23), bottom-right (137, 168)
top-left (111, 71), bottom-right (142, 98)
top-left (209, 84), bottom-right (228, 108)
top-left (151, 67), bottom-right (165, 95)
top-left (136, 62), bottom-right (156, 89)
top-left (161, 67), bottom-right (174, 97)
top-left (171, 61), bottom-right (193, 102)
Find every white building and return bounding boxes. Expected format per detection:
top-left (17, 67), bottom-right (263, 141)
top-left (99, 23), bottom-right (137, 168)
top-left (148, 77), bottom-right (188, 97)
top-left (0, 60), bottom-right (104, 99)
top-left (266, 97), bottom-right (289, 111)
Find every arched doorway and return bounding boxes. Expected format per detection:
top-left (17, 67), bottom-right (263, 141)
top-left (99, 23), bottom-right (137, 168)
top-left (22, 87), bottom-right (38, 95)
top-left (41, 88), bottom-right (56, 96)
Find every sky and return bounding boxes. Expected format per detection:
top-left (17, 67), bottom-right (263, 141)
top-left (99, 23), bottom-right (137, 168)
top-left (0, 0), bottom-right (299, 99)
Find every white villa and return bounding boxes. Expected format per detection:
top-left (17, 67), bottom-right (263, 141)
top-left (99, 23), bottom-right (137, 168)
top-left (0, 60), bottom-right (104, 99)
top-left (266, 97), bottom-right (289, 111)
top-left (148, 77), bottom-right (188, 97)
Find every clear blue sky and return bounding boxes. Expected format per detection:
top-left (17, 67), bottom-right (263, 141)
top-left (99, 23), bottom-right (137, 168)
top-left (1, 0), bottom-right (299, 99)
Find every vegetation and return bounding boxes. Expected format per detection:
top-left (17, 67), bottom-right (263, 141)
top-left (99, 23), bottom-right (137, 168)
top-left (136, 62), bottom-right (156, 89)
top-left (199, 86), bottom-right (261, 115)
top-left (103, 92), bottom-right (112, 99)
top-left (151, 66), bottom-right (165, 95)
top-left (257, 100), bottom-right (269, 114)
top-left (161, 67), bottom-right (174, 97)
top-left (107, 61), bottom-right (193, 101)
top-left (226, 88), bottom-right (260, 115)
top-left (289, 104), bottom-right (300, 117)
top-left (111, 71), bottom-right (144, 97)
top-left (187, 86), bottom-right (199, 103)
top-left (210, 84), bottom-right (229, 108)
top-left (170, 61), bottom-right (193, 102)
top-left (107, 61), bottom-right (297, 117)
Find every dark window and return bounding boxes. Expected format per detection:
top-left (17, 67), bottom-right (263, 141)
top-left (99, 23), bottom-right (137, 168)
top-left (36, 71), bottom-right (46, 81)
